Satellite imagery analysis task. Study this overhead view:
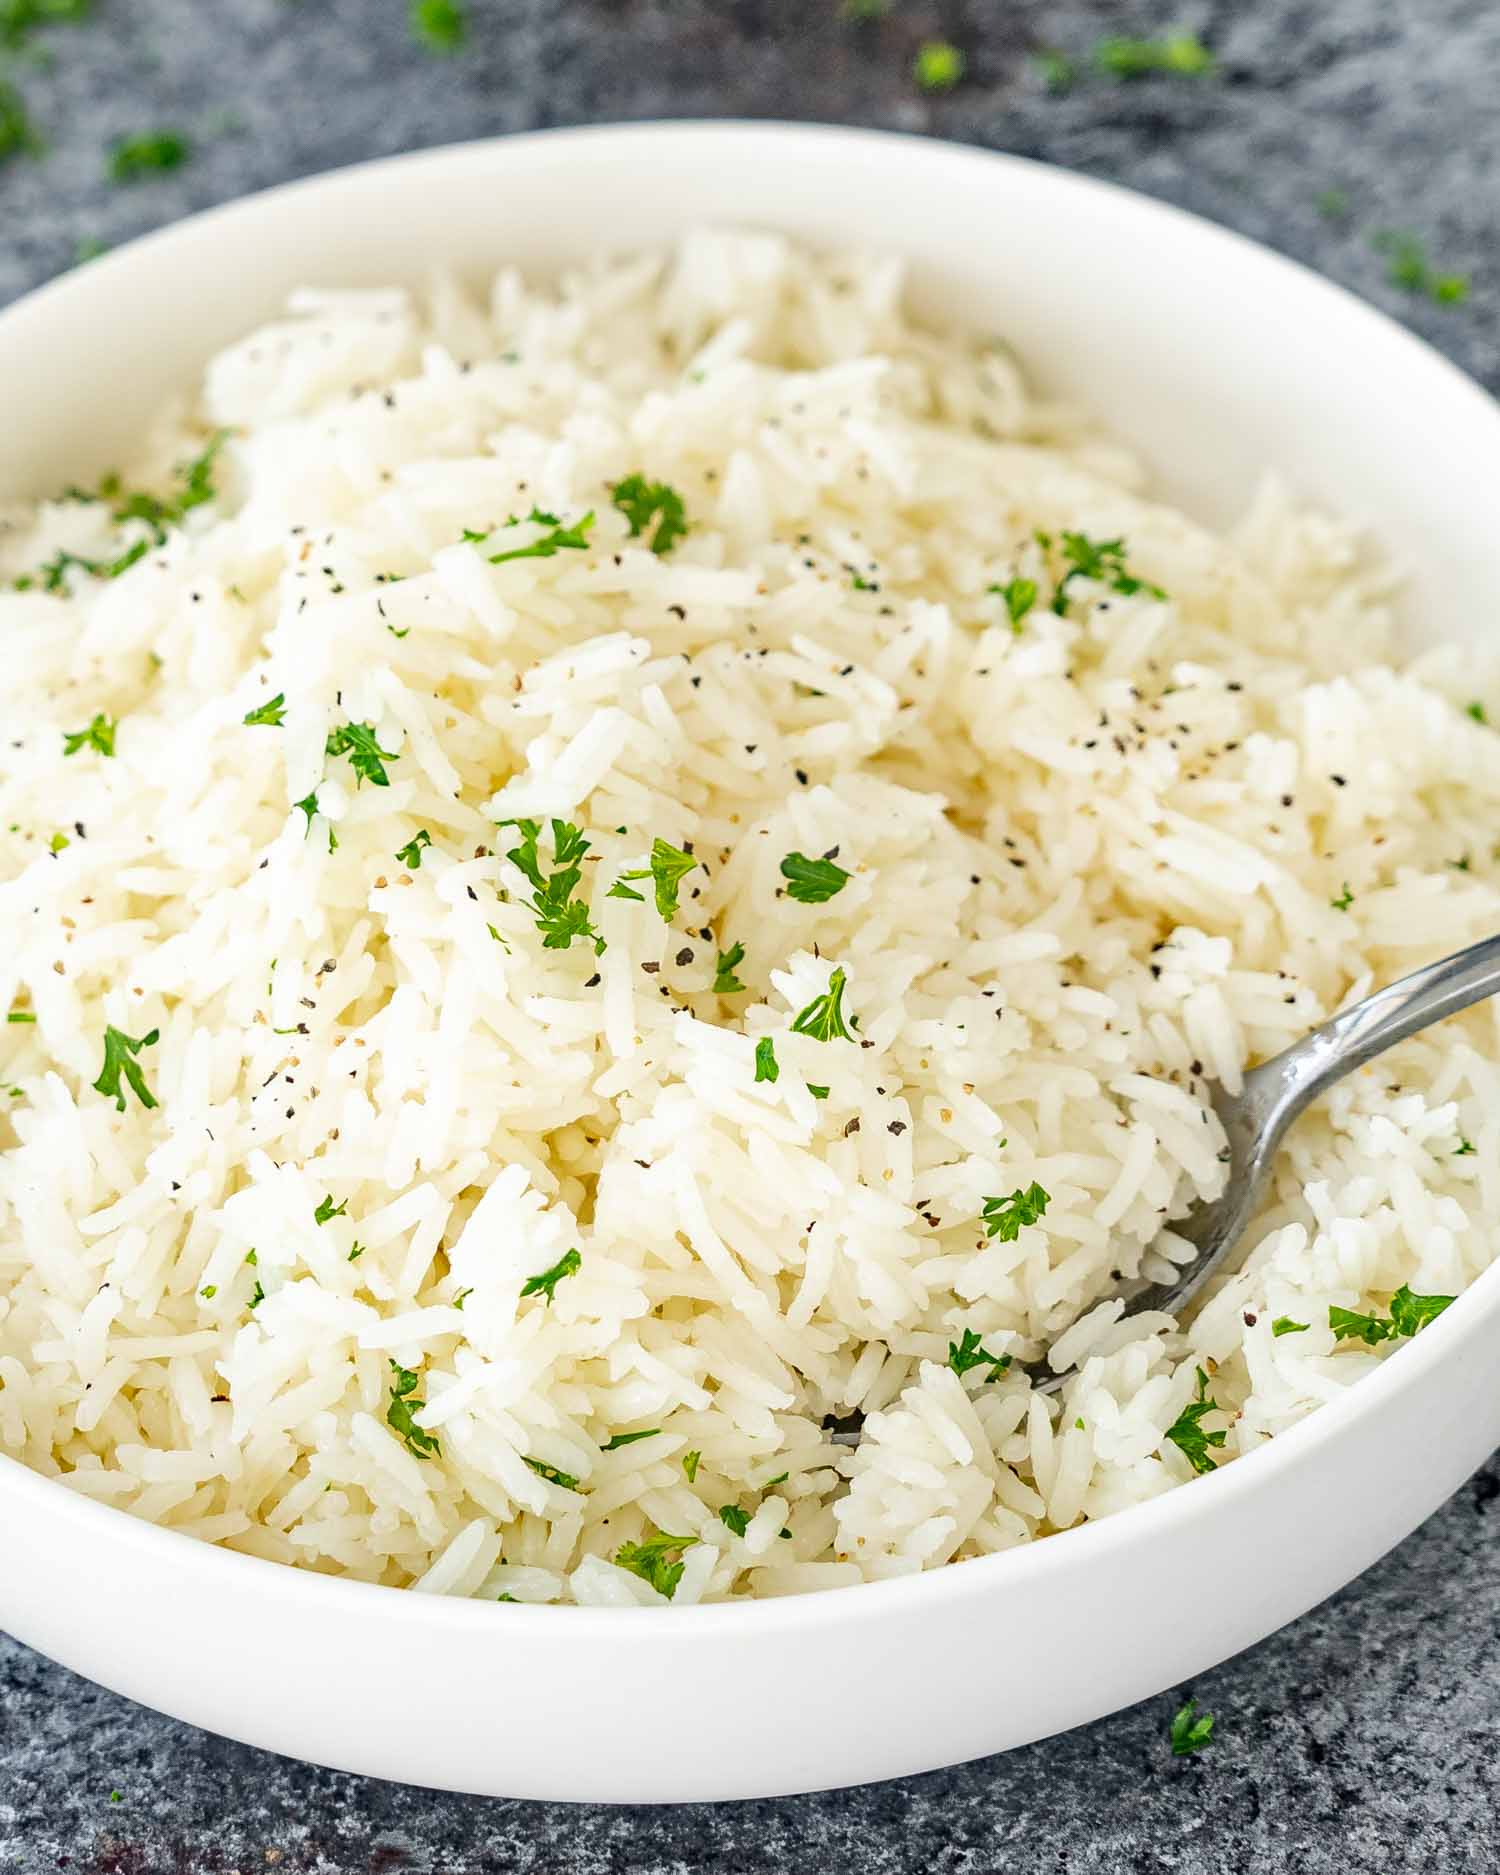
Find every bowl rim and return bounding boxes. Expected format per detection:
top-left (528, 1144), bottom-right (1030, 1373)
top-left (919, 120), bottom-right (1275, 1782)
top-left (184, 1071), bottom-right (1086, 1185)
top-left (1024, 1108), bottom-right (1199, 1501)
top-left (4, 117), bottom-right (1499, 1639)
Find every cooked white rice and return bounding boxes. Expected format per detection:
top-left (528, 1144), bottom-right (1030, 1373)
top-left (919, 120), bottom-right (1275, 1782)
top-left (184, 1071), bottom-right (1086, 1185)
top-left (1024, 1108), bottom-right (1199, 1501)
top-left (2, 231), bottom-right (1497, 1605)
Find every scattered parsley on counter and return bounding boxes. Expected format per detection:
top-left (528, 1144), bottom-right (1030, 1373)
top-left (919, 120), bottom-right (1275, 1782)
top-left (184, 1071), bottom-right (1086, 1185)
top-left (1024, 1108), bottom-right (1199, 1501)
top-left (1373, 230), bottom-right (1469, 306)
top-left (754, 1036), bottom-right (779, 1083)
top-left (409, 0), bottom-right (465, 54)
top-left (713, 940), bottom-right (748, 994)
top-left (396, 829), bottom-right (432, 870)
top-left (914, 40), bottom-right (965, 91)
top-left (502, 818), bottom-right (605, 953)
top-left (523, 1455), bottom-right (579, 1490)
top-left (1271, 1317), bottom-right (1309, 1337)
top-left (92, 1025), bottom-right (159, 1112)
top-left (1096, 33), bottom-right (1214, 78)
top-left (387, 1361), bottom-right (440, 1459)
top-left (0, 1), bottom-right (92, 49)
top-left (1051, 531), bottom-right (1166, 613)
top-left (0, 79), bottom-right (39, 167)
top-left (108, 129), bottom-right (189, 183)
top-left (947, 1328), bottom-right (1012, 1380)
top-left (313, 1194), bottom-right (348, 1225)
top-left (62, 713), bottom-right (117, 757)
top-left (1162, 1366), bottom-right (1227, 1476)
top-left (1034, 49), bottom-right (1076, 93)
top-left (486, 507), bottom-right (595, 565)
top-left (611, 474), bottom-right (689, 554)
top-left (242, 694), bottom-right (286, 727)
top-left (980, 1182), bottom-right (1050, 1241)
top-left (790, 966), bottom-right (854, 1042)
top-left (603, 1429), bottom-right (661, 1451)
top-left (780, 851), bottom-right (851, 903)
top-left (73, 235), bottom-right (108, 265)
top-left (990, 576), bottom-right (1037, 631)
top-left (682, 1450), bottom-right (702, 1482)
top-left (614, 1528), bottom-right (698, 1598)
top-left (1169, 1698), bottom-right (1215, 1755)
top-left (520, 1246), bottom-right (582, 1304)
top-left (326, 720), bottom-right (399, 788)
top-left (1329, 1285), bottom-right (1455, 1346)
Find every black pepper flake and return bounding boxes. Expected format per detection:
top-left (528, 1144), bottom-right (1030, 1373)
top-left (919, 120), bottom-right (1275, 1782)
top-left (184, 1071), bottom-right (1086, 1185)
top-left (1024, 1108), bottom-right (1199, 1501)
top-left (1331, 774), bottom-right (1346, 787)
top-left (584, 973), bottom-right (601, 988)
top-left (674, 948), bottom-right (693, 967)
top-left (888, 1120), bottom-right (907, 1136)
top-left (795, 769), bottom-right (809, 785)
top-left (641, 961), bottom-right (660, 974)
top-left (667, 605), bottom-right (686, 620)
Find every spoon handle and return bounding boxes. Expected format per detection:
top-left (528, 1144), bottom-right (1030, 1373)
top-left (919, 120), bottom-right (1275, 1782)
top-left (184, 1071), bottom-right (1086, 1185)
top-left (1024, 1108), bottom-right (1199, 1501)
top-left (1259, 928), bottom-right (1500, 1121)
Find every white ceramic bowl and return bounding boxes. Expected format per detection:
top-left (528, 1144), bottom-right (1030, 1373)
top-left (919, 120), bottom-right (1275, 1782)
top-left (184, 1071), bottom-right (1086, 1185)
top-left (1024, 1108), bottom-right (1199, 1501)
top-left (3, 123), bottom-right (1499, 1805)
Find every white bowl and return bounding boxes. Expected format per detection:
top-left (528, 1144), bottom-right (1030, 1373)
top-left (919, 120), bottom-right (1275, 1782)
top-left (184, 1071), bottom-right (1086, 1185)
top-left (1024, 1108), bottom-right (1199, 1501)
top-left (3, 123), bottom-right (1498, 1805)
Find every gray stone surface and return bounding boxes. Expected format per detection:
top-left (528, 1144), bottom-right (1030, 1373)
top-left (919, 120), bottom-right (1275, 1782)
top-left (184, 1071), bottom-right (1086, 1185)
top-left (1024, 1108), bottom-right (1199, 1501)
top-left (2, 1), bottom-right (1499, 1867)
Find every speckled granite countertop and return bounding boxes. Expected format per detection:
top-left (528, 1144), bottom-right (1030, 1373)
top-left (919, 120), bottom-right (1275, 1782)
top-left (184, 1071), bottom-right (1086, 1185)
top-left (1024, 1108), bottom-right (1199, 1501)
top-left (2, 3), bottom-right (1498, 1868)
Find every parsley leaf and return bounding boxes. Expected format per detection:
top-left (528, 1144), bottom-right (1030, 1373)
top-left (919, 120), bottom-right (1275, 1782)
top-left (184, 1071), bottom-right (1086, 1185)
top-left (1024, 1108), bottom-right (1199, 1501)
top-left (1050, 531), bottom-right (1166, 614)
top-left (1372, 230), bottom-right (1469, 306)
top-left (1466, 701), bottom-right (1488, 725)
top-left (395, 829), bottom-right (432, 870)
top-left (682, 1450), bottom-right (701, 1482)
top-left (325, 720), bottom-right (399, 788)
top-left (806, 1082), bottom-right (830, 1100)
top-left (313, 1194), bottom-right (348, 1225)
top-left (1455, 1137), bottom-right (1476, 1156)
top-left (789, 966), bottom-right (854, 1042)
top-left (1328, 1304), bottom-right (1392, 1346)
top-left (62, 713), bottom-right (117, 758)
top-left (980, 1182), bottom-right (1051, 1242)
top-left (1096, 33), bottom-right (1214, 78)
top-left (243, 694), bottom-right (286, 728)
top-left (1388, 1284), bottom-right (1456, 1337)
top-left (612, 837), bottom-right (700, 920)
top-left (611, 474), bottom-right (689, 554)
top-left (1162, 1366), bottom-right (1227, 1476)
top-left (387, 1360), bottom-right (440, 1459)
top-left (1330, 882), bottom-right (1354, 912)
top-left (109, 129), bottom-right (189, 182)
top-left (913, 39), bottom-right (964, 91)
top-left (1271, 1317), bottom-right (1309, 1337)
top-left (410, 0), bottom-right (464, 54)
top-left (501, 818), bottom-right (605, 954)
top-left (780, 851), bottom-right (851, 904)
top-left (523, 1455), bottom-right (579, 1490)
top-left (6, 1009), bottom-right (36, 1024)
top-left (92, 1025), bottom-right (159, 1111)
top-left (1170, 1698), bottom-right (1214, 1756)
top-left (602, 1429), bottom-right (661, 1451)
top-left (947, 1327), bottom-right (1012, 1380)
top-left (718, 1504), bottom-right (750, 1538)
top-left (487, 507), bottom-right (595, 566)
top-left (989, 576), bottom-right (1037, 631)
top-left (713, 940), bottom-right (748, 994)
top-left (520, 1246), bottom-right (581, 1304)
top-left (0, 78), bottom-right (39, 168)
top-left (754, 1037), bottom-right (779, 1084)
top-left (249, 1279), bottom-right (266, 1310)
top-left (614, 1528), bottom-right (698, 1599)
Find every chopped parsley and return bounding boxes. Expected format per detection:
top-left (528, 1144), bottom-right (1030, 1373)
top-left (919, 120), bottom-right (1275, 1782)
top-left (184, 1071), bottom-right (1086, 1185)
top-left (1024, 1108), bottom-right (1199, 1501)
top-left (718, 1504), bottom-right (750, 1538)
top-left (1455, 1137), bottom-right (1477, 1156)
top-left (1467, 701), bottom-right (1488, 725)
top-left (990, 576), bottom-right (1038, 632)
top-left (754, 1036), bottom-right (779, 1084)
top-left (611, 474), bottom-right (689, 554)
top-left (1162, 1366), bottom-right (1227, 1476)
top-left (108, 129), bottom-right (190, 183)
top-left (6, 1009), bottom-right (36, 1024)
top-left (347, 1242), bottom-right (365, 1262)
top-left (1372, 230), bottom-right (1469, 306)
top-left (1329, 1285), bottom-right (1455, 1346)
top-left (611, 837), bottom-right (699, 919)
top-left (713, 940), bottom-right (748, 994)
top-left (0, 79), bottom-right (39, 167)
top-left (249, 1279), bottom-right (266, 1310)
top-left (1316, 188), bottom-right (1349, 222)
top-left (242, 694), bottom-right (286, 728)
top-left (1271, 1317), bottom-right (1309, 1337)
top-left (92, 1025), bottom-right (159, 1111)
top-left (913, 39), bottom-right (965, 91)
top-left (614, 1528), bottom-right (698, 1598)
top-left (806, 1083), bottom-right (829, 1100)
top-left (0, 2), bottom-right (92, 52)
top-left (1095, 33), bottom-right (1214, 78)
top-left (523, 1455), bottom-right (578, 1489)
top-left (22, 540), bottom-right (148, 593)
top-left (1034, 49), bottom-right (1076, 93)
top-left (1330, 883), bottom-right (1354, 912)
top-left (1169, 1698), bottom-right (1214, 1756)
top-left (199, 1284), bottom-right (216, 1300)
top-left (947, 1327), bottom-right (1012, 1380)
top-left (387, 1361), bottom-right (440, 1458)
top-left (519, 1246), bottom-right (581, 1304)
top-left (395, 829), bottom-right (432, 869)
top-left (409, 0), bottom-right (465, 54)
top-left (1050, 531), bottom-right (1166, 613)
top-left (682, 1450), bottom-right (702, 1482)
top-left (780, 851), bottom-right (851, 903)
top-left (980, 1182), bottom-right (1051, 1241)
top-left (313, 1194), bottom-right (347, 1225)
top-left (789, 966), bottom-right (854, 1042)
top-left (62, 713), bottom-right (117, 757)
top-left (486, 507), bottom-right (595, 566)
top-left (501, 818), bottom-right (605, 954)
top-left (325, 720), bottom-right (399, 788)
top-left (602, 1429), bottom-right (660, 1451)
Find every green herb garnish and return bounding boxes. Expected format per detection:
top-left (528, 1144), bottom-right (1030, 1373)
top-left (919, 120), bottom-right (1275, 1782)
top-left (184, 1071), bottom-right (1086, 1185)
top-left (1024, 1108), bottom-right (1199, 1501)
top-left (1271, 1317), bottom-right (1309, 1337)
top-left (611, 837), bottom-right (700, 920)
top-left (1330, 883), bottom-right (1354, 912)
top-left (487, 507), bottom-right (595, 566)
top-left (1034, 49), bottom-right (1075, 93)
top-left (387, 1360), bottom-right (440, 1458)
top-left (92, 1025), bottom-right (159, 1111)
top-left (6, 1010), bottom-right (36, 1024)
top-left (682, 1450), bottom-right (701, 1481)
top-left (611, 474), bottom-right (689, 554)
top-left (108, 129), bottom-right (189, 182)
top-left (614, 1528), bottom-right (698, 1598)
top-left (603, 1429), bottom-right (661, 1451)
top-left (754, 1036), bottom-right (779, 1084)
top-left (1372, 230), bottom-right (1468, 306)
top-left (990, 576), bottom-right (1038, 631)
top-left (913, 39), bottom-right (965, 91)
top-left (1095, 33), bottom-right (1214, 78)
top-left (409, 0), bottom-right (464, 53)
top-left (325, 720), bottom-right (399, 788)
top-left (243, 694), bottom-right (286, 728)
top-left (1329, 1285), bottom-right (1455, 1346)
top-left (519, 1246), bottom-right (581, 1304)
top-left (980, 1182), bottom-right (1051, 1241)
top-left (780, 851), bottom-right (851, 904)
top-left (718, 1504), bottom-right (750, 1538)
top-left (1051, 531), bottom-right (1166, 613)
top-left (789, 966), bottom-right (854, 1042)
top-left (713, 940), bottom-right (748, 994)
top-left (249, 1279), bottom-right (266, 1310)
top-left (501, 818), bottom-right (605, 953)
top-left (1170, 1698), bottom-right (1214, 1755)
top-left (523, 1456), bottom-right (579, 1489)
top-left (313, 1194), bottom-right (347, 1225)
top-left (947, 1327), bottom-right (1012, 1380)
top-left (1466, 701), bottom-right (1488, 725)
top-left (395, 829), bottom-right (432, 870)
top-left (806, 1083), bottom-right (829, 1100)
top-left (62, 713), bottom-right (116, 758)
top-left (1162, 1366), bottom-right (1227, 1476)
top-left (0, 79), bottom-right (40, 167)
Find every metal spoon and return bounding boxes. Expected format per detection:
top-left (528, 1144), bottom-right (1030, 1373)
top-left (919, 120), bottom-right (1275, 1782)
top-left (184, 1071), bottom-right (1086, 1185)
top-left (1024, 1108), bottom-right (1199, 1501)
top-left (826, 932), bottom-right (1500, 1442)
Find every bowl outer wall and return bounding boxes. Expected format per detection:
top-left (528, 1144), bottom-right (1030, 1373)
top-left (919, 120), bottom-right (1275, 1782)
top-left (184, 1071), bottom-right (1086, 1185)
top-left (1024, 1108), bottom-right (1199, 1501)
top-left (2, 122), bottom-right (1499, 1803)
